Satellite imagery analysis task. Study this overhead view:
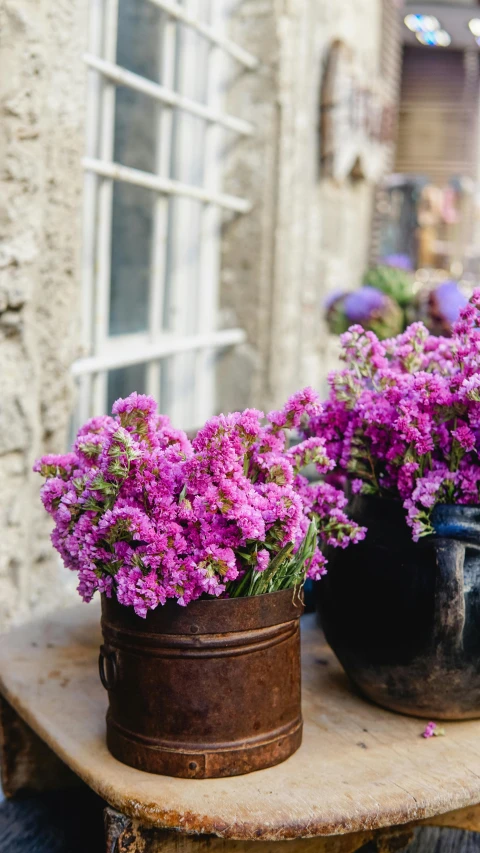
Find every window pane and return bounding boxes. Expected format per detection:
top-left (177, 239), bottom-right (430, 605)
top-left (110, 183), bottom-right (154, 335)
top-left (116, 0), bottom-right (162, 83)
top-left (162, 18), bottom-right (209, 332)
top-left (114, 89), bottom-right (157, 173)
top-left (109, 0), bottom-right (163, 336)
top-left (107, 363), bottom-right (147, 411)
top-left (160, 353), bottom-right (197, 430)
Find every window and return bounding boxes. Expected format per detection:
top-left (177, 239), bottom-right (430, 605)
top-left (74, 0), bottom-right (256, 431)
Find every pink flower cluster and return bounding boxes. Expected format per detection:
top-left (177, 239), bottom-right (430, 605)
top-left (422, 720), bottom-right (445, 738)
top-left (306, 290), bottom-right (480, 540)
top-left (35, 390), bottom-right (364, 616)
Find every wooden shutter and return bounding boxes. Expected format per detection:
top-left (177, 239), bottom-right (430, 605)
top-left (395, 47), bottom-right (478, 182)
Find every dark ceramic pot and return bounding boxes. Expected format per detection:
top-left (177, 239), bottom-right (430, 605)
top-left (99, 588), bottom-right (303, 778)
top-left (317, 495), bottom-right (480, 719)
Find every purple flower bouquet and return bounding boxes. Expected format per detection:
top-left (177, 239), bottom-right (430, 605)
top-left (35, 389), bottom-right (364, 617)
top-left (306, 290), bottom-right (480, 719)
top-left (309, 290), bottom-right (480, 538)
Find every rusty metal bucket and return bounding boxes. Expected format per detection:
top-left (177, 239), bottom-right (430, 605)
top-left (99, 589), bottom-right (303, 778)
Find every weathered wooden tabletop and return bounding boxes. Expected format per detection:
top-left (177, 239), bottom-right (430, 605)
top-left (1, 606), bottom-right (480, 842)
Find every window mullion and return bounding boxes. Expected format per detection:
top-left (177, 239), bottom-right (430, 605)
top-left (146, 13), bottom-right (177, 400)
top-left (83, 157), bottom-right (251, 212)
top-left (145, 0), bottom-right (258, 69)
top-left (72, 328), bottom-right (246, 376)
top-left (193, 3), bottom-right (226, 425)
top-left (92, 0), bottom-right (119, 416)
top-left (83, 54), bottom-right (254, 136)
top-left (165, 1), bottom-right (208, 430)
top-left (78, 0), bottom-right (104, 425)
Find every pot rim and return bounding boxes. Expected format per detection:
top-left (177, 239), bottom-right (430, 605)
top-left (349, 493), bottom-right (480, 545)
top-left (101, 585), bottom-right (304, 635)
top-left (102, 584), bottom-right (302, 608)
top-left (350, 493), bottom-right (480, 512)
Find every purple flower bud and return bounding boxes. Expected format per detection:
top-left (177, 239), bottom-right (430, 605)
top-left (343, 287), bottom-right (387, 323)
top-left (433, 281), bottom-right (468, 327)
top-left (380, 254), bottom-right (414, 272)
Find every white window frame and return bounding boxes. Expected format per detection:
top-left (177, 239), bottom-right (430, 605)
top-left (75, 0), bottom-right (257, 430)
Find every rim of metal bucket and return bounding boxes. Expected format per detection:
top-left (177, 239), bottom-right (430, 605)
top-left (101, 586), bottom-right (304, 635)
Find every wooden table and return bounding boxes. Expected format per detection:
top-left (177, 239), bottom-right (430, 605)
top-left (2, 607), bottom-right (480, 853)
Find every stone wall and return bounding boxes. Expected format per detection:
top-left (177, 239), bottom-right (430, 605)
top-left (0, 0), bottom-right (88, 627)
top-left (220, 0), bottom-right (398, 410)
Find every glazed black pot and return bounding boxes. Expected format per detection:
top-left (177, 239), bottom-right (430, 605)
top-left (317, 495), bottom-right (480, 719)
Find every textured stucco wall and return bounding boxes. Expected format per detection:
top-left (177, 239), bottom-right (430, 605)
top-left (0, 0), bottom-right (88, 627)
top-left (220, 0), bottom-right (396, 410)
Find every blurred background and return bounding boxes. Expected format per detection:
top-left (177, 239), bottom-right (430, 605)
top-left (2, 0), bottom-right (480, 628)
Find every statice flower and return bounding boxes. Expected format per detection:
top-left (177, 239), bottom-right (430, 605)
top-left (35, 390), bottom-right (363, 616)
top-left (305, 290), bottom-right (480, 539)
top-left (423, 721), bottom-right (437, 739)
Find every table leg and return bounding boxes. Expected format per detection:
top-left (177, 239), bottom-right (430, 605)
top-left (0, 695), bottom-right (79, 797)
top-left (424, 804), bottom-right (480, 833)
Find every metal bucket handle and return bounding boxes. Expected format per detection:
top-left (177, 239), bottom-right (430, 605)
top-left (99, 644), bottom-right (118, 691)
